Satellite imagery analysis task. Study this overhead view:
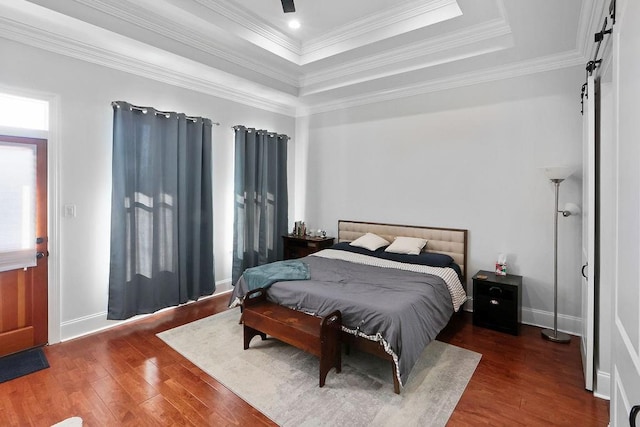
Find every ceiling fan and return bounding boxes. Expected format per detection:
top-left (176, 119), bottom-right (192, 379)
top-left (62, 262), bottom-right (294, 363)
top-left (281, 0), bottom-right (295, 13)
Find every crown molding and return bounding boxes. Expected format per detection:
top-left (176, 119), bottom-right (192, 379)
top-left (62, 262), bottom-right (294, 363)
top-left (301, 18), bottom-right (512, 91)
top-left (0, 14), bottom-right (298, 117)
top-left (71, 0), bottom-right (300, 87)
top-left (191, 0), bottom-right (301, 56)
top-left (189, 0), bottom-right (460, 65)
top-left (0, 9), bottom-right (585, 120)
top-left (576, 0), bottom-right (607, 61)
top-left (299, 0), bottom-right (461, 64)
top-left (302, 0), bottom-right (458, 55)
top-left (300, 50), bottom-right (585, 116)
top-left (0, 0), bottom-right (593, 120)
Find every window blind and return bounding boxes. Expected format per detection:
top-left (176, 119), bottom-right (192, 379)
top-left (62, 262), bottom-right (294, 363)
top-left (0, 141), bottom-right (37, 272)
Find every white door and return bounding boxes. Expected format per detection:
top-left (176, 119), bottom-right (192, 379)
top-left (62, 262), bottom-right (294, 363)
top-left (610, 0), bottom-right (640, 425)
top-left (581, 75), bottom-right (596, 392)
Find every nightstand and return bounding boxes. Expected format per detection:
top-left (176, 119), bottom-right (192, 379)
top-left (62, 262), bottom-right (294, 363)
top-left (472, 270), bottom-right (522, 335)
top-left (282, 235), bottom-right (335, 260)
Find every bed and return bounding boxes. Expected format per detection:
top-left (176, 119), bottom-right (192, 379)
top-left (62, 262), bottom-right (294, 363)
top-left (230, 220), bottom-right (468, 393)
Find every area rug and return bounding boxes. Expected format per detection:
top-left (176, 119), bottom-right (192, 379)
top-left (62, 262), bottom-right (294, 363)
top-left (0, 347), bottom-right (49, 383)
top-left (158, 309), bottom-right (481, 427)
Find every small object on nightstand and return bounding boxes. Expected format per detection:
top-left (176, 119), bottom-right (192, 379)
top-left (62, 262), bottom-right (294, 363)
top-left (495, 253), bottom-right (507, 276)
top-left (472, 269), bottom-right (522, 335)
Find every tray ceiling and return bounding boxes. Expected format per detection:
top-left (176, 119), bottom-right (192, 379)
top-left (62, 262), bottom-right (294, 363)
top-left (0, 0), bottom-right (605, 115)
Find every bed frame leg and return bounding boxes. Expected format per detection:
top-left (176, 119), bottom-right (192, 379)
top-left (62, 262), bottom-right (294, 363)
top-left (391, 363), bottom-right (400, 394)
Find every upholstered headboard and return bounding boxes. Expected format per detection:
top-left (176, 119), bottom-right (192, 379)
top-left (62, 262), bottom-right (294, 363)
top-left (338, 220), bottom-right (468, 282)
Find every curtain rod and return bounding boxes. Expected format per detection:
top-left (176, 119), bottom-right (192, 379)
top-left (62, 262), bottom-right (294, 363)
top-left (232, 125), bottom-right (291, 140)
top-left (580, 0), bottom-right (615, 114)
top-left (111, 101), bottom-right (220, 125)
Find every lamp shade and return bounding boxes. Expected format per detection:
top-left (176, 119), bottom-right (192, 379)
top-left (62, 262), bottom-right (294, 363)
top-left (544, 166), bottom-right (574, 181)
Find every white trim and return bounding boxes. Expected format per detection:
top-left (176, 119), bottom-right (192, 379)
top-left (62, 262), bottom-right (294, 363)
top-left (301, 50), bottom-right (585, 116)
top-left (0, 126), bottom-right (47, 139)
top-left (521, 306), bottom-right (582, 337)
top-left (72, 0), bottom-right (299, 87)
top-left (304, 0), bottom-right (458, 54)
top-left (191, 0), bottom-right (300, 61)
top-left (613, 366), bottom-right (632, 427)
top-left (60, 285), bottom-right (233, 342)
top-left (575, 0), bottom-right (608, 59)
top-left (60, 311), bottom-right (114, 342)
top-left (615, 315), bottom-right (640, 375)
top-left (594, 369), bottom-right (611, 400)
top-left (192, 0), bottom-right (461, 65)
top-left (0, 0), bottom-right (599, 118)
top-left (47, 93), bottom-right (62, 345)
top-left (0, 12), bottom-right (298, 117)
top-left (456, 297), bottom-right (582, 336)
top-left (300, 18), bottom-right (513, 91)
top-left (299, 0), bottom-right (461, 64)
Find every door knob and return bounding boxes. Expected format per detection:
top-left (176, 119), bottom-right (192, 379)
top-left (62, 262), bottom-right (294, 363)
top-left (36, 251), bottom-right (49, 259)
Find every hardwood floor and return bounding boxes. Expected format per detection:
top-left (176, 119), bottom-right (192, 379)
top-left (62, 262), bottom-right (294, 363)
top-left (439, 313), bottom-right (609, 426)
top-left (0, 293), bottom-right (609, 426)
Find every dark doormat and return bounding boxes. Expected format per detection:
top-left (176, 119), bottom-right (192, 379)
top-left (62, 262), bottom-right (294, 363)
top-left (0, 347), bottom-right (49, 383)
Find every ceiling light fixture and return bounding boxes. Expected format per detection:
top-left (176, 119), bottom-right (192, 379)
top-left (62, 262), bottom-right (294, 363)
top-left (288, 19), bottom-right (300, 30)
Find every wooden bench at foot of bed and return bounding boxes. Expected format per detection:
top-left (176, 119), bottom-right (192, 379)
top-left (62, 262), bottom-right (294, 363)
top-left (241, 288), bottom-right (342, 388)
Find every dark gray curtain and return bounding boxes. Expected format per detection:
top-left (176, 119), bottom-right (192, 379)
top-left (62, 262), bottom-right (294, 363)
top-left (108, 101), bottom-right (215, 320)
top-left (232, 126), bottom-right (288, 285)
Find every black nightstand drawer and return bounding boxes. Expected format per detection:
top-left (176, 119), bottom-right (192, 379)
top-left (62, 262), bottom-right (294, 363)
top-left (472, 270), bottom-right (522, 335)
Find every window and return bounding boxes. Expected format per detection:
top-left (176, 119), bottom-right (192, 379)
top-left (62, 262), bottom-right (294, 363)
top-left (0, 141), bottom-right (37, 272)
top-left (0, 92), bottom-right (49, 272)
top-left (0, 93), bottom-right (48, 131)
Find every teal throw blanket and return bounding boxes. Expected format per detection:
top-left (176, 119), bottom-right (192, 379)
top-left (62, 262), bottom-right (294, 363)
top-left (243, 260), bottom-right (310, 291)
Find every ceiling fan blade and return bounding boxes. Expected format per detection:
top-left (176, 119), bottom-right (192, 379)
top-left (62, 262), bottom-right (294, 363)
top-left (281, 0), bottom-right (295, 13)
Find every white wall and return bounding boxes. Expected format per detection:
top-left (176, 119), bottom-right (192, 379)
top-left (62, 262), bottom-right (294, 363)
top-left (0, 38), bottom-right (295, 340)
top-left (0, 33), bottom-right (588, 340)
top-left (301, 67), bottom-right (585, 333)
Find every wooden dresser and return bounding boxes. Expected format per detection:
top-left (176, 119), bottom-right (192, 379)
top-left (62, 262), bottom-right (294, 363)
top-left (282, 235), bottom-right (334, 259)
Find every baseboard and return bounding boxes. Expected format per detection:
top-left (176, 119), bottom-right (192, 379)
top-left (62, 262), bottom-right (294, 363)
top-left (465, 299), bottom-right (582, 337)
top-left (59, 279), bottom-right (233, 341)
top-left (594, 369), bottom-right (611, 400)
top-left (521, 307), bottom-right (582, 337)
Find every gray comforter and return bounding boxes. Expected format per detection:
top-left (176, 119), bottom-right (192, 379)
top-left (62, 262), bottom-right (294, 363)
top-left (230, 254), bottom-right (454, 387)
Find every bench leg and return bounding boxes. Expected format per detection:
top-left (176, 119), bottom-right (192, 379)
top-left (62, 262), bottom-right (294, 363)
top-left (319, 337), bottom-right (340, 387)
top-left (319, 311), bottom-right (342, 387)
top-left (243, 325), bottom-right (267, 350)
top-left (319, 345), bottom-right (342, 387)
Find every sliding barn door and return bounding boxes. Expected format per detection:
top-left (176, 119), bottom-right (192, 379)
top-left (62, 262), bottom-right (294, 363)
top-left (610, 0), bottom-right (640, 424)
top-left (580, 75), bottom-right (597, 392)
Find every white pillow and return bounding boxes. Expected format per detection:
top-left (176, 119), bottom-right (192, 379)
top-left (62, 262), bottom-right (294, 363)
top-left (385, 236), bottom-right (428, 255)
top-left (349, 233), bottom-right (390, 251)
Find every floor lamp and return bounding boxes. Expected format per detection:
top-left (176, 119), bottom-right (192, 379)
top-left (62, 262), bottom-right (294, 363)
top-left (541, 167), bottom-right (574, 344)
